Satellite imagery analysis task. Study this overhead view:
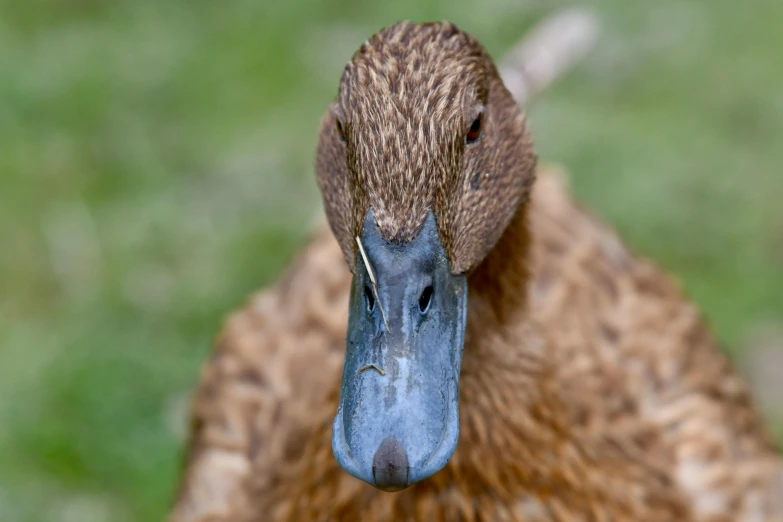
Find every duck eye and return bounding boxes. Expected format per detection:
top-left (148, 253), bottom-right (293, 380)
top-left (466, 114), bottom-right (482, 144)
top-left (364, 285), bottom-right (375, 313)
top-left (418, 285), bottom-right (434, 314)
top-left (336, 118), bottom-right (347, 142)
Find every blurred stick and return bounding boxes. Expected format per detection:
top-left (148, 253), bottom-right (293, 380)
top-left (499, 8), bottom-right (600, 106)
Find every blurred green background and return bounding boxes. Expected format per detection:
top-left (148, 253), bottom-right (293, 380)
top-left (1, 0), bottom-right (781, 520)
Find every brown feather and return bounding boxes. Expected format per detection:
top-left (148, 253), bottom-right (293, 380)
top-left (172, 169), bottom-right (782, 521)
top-left (171, 21), bottom-right (783, 522)
top-left (317, 21), bottom-right (536, 274)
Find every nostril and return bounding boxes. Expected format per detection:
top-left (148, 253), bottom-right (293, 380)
top-left (418, 285), bottom-right (434, 314)
top-left (372, 436), bottom-right (409, 491)
top-left (365, 285), bottom-right (375, 313)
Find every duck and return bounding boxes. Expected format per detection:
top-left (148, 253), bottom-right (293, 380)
top-left (170, 19), bottom-right (783, 522)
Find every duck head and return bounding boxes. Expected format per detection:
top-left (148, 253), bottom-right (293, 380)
top-left (316, 21), bottom-right (537, 491)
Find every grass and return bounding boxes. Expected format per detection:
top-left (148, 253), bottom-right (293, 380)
top-left (0, 0), bottom-right (781, 520)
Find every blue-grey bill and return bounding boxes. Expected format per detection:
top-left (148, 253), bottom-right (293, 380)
top-left (332, 211), bottom-right (468, 491)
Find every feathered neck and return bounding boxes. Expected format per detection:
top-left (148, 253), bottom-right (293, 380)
top-left (435, 201), bottom-right (575, 500)
top-left (467, 202), bottom-right (533, 328)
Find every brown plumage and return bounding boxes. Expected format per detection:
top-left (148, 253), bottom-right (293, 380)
top-left (171, 21), bottom-right (783, 522)
top-left (318, 22), bottom-right (535, 274)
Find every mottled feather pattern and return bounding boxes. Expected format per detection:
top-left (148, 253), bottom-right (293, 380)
top-left (172, 20), bottom-right (782, 522)
top-left (318, 21), bottom-right (536, 274)
top-left (172, 170), bottom-right (783, 521)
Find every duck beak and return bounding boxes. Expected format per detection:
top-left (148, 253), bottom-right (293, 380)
top-left (332, 210), bottom-right (467, 491)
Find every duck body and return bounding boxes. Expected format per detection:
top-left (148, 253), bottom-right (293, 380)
top-left (172, 170), bottom-right (782, 521)
top-left (172, 20), bottom-right (782, 522)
